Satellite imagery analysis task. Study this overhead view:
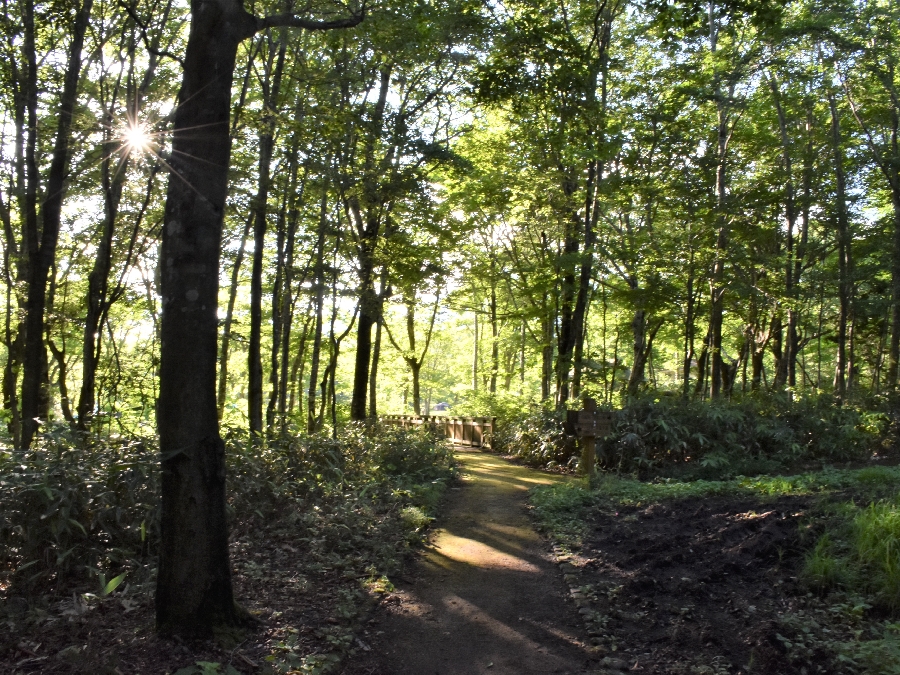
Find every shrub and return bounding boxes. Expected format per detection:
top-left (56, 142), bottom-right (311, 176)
top-left (601, 395), bottom-right (883, 475)
top-left (494, 405), bottom-right (577, 469)
top-left (494, 393), bottom-right (889, 476)
top-left (0, 424), bottom-right (456, 598)
top-left (0, 430), bottom-right (159, 593)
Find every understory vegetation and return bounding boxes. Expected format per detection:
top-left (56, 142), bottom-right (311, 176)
top-left (499, 393), bottom-right (896, 478)
top-left (0, 425), bottom-right (454, 670)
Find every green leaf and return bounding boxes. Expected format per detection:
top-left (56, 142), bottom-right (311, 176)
top-left (101, 572), bottom-right (126, 596)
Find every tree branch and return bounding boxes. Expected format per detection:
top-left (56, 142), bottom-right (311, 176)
top-left (119, 1), bottom-right (185, 68)
top-left (258, 7), bottom-right (365, 32)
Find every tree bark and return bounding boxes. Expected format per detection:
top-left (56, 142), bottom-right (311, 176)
top-left (247, 33), bottom-right (286, 435)
top-left (155, 0), bottom-right (362, 636)
top-left (307, 191), bottom-right (328, 433)
top-left (368, 269), bottom-right (388, 418)
top-left (770, 74), bottom-right (799, 392)
top-left (347, 66), bottom-right (390, 421)
top-left (78, 141), bottom-right (127, 431)
top-left (155, 0), bottom-right (257, 635)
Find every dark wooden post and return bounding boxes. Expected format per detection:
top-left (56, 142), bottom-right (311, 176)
top-left (567, 397), bottom-right (613, 478)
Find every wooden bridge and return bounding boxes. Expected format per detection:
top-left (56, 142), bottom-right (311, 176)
top-left (380, 415), bottom-right (496, 449)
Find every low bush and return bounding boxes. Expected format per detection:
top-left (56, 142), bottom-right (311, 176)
top-left (496, 393), bottom-right (891, 475)
top-left (0, 424), bottom-right (456, 599)
top-left (0, 431), bottom-right (158, 594)
top-left (494, 405), bottom-right (577, 469)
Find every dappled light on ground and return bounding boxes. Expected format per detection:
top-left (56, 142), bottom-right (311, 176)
top-left (431, 532), bottom-right (543, 573)
top-left (341, 450), bottom-right (594, 674)
top-left (440, 594), bottom-right (551, 648)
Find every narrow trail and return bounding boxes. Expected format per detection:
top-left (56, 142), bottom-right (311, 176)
top-left (341, 450), bottom-right (597, 675)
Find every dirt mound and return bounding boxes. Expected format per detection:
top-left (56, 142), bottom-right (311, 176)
top-left (564, 493), bottom-right (816, 673)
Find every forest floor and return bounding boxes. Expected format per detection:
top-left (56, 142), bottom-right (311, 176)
top-left (2, 448), bottom-right (895, 674)
top-left (343, 451), bottom-right (899, 675)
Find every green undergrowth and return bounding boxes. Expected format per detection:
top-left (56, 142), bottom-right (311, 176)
top-left (0, 426), bottom-right (456, 673)
top-left (500, 394), bottom-right (895, 477)
top-left (804, 494), bottom-right (900, 612)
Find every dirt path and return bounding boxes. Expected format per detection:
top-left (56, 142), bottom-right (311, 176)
top-left (341, 450), bottom-right (597, 675)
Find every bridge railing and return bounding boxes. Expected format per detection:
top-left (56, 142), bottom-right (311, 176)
top-left (379, 415), bottom-right (496, 449)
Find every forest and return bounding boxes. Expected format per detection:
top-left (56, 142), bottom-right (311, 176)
top-left (3, 0), bottom-right (900, 672)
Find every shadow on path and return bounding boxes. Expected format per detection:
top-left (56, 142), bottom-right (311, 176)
top-left (340, 450), bottom-right (596, 675)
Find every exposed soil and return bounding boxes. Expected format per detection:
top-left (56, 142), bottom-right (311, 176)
top-left (558, 493), bottom-right (819, 674)
top-left (344, 452), bottom-right (871, 675)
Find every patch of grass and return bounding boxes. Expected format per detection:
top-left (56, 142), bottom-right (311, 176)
top-left (804, 534), bottom-right (852, 591)
top-left (529, 481), bottom-right (594, 550)
top-left (855, 500), bottom-right (900, 610)
top-left (800, 495), bottom-right (900, 613)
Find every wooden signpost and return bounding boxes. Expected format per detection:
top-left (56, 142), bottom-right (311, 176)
top-left (566, 397), bottom-right (613, 477)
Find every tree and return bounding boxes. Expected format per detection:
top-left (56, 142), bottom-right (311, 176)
top-left (15, 0), bottom-right (94, 449)
top-left (155, 0), bottom-right (361, 636)
top-left (477, 0), bottom-right (624, 406)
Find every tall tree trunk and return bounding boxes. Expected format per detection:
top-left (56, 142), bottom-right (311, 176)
top-left (770, 74), bottom-right (799, 392)
top-left (555, 198), bottom-right (580, 405)
top-left (681, 248), bottom-right (697, 398)
top-left (489, 278), bottom-right (498, 393)
top-left (78, 142), bottom-right (127, 430)
top-left (1, 182), bottom-right (23, 442)
top-left (266, 193), bottom-right (287, 432)
top-left (247, 33), bottom-right (287, 435)
top-left (288, 312), bottom-right (312, 416)
top-left (155, 0), bottom-right (257, 635)
top-left (20, 0), bottom-right (93, 448)
top-left (707, 1), bottom-right (733, 401)
top-left (350, 230), bottom-right (378, 421)
top-left (627, 304), bottom-right (647, 398)
top-left (541, 314), bottom-right (553, 401)
top-left (276, 203), bottom-right (300, 429)
top-left (889, 182), bottom-right (900, 390)
top-left (368, 269), bottom-right (388, 418)
top-left (829, 91), bottom-right (852, 402)
top-left (217, 215), bottom-right (252, 420)
top-left (347, 67), bottom-right (390, 421)
top-left (473, 310), bottom-right (479, 391)
top-left (307, 189), bottom-right (328, 433)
